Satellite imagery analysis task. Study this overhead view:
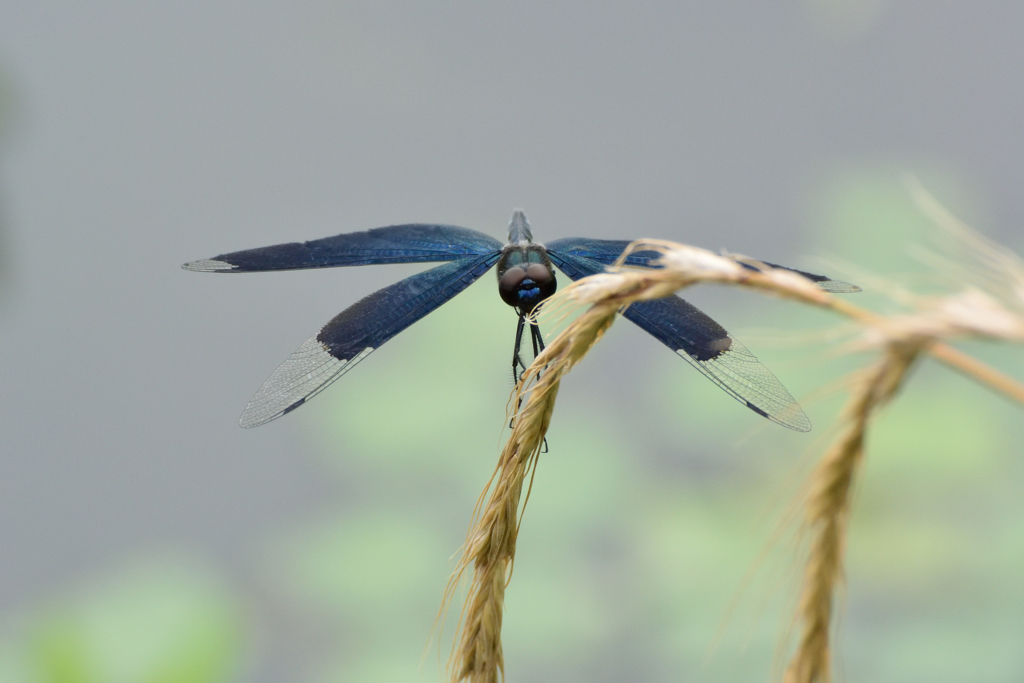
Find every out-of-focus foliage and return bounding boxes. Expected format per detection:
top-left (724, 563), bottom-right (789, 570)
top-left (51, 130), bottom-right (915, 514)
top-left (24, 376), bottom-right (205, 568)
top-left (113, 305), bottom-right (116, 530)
top-left (0, 557), bottom-right (245, 683)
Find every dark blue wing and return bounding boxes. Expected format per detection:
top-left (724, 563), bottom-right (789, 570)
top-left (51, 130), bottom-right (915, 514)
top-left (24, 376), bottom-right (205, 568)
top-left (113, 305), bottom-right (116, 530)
top-left (543, 237), bottom-right (662, 267)
top-left (543, 237), bottom-right (860, 293)
top-left (546, 250), bottom-right (812, 432)
top-left (754, 261), bottom-right (861, 293)
top-left (183, 224), bottom-right (504, 272)
top-left (238, 252), bottom-right (501, 427)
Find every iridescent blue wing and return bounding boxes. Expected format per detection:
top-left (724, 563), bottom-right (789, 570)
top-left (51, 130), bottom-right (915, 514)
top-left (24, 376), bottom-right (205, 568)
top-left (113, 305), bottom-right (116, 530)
top-left (238, 252), bottom-right (501, 427)
top-left (545, 250), bottom-right (812, 432)
top-left (753, 260), bottom-right (861, 293)
top-left (543, 237), bottom-right (661, 267)
top-left (183, 224), bottom-right (504, 272)
top-left (543, 237), bottom-right (860, 293)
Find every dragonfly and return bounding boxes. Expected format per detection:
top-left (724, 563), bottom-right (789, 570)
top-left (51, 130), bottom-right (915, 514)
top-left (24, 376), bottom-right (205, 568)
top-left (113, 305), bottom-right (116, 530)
top-left (184, 210), bottom-right (858, 430)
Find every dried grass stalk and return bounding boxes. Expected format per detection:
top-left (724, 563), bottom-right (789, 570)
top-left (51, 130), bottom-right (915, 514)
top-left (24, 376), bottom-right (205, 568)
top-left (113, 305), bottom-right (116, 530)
top-left (782, 188), bottom-right (1024, 681)
top-left (445, 242), bottom-right (842, 682)
top-left (783, 338), bottom-right (924, 683)
top-left (444, 200), bottom-right (1024, 682)
top-left (446, 301), bottom-right (620, 683)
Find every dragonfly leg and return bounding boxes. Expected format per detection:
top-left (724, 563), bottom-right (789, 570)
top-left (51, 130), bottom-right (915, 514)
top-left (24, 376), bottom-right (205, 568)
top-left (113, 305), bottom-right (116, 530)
top-left (529, 321), bottom-right (549, 453)
top-left (512, 313), bottom-right (529, 384)
top-left (509, 314), bottom-right (529, 429)
top-left (530, 321), bottom-right (546, 356)
top-left (510, 316), bottom-right (551, 452)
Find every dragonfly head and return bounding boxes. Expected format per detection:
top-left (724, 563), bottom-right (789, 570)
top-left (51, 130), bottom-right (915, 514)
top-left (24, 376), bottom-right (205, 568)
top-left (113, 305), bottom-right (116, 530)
top-left (507, 209), bottom-right (533, 246)
top-left (497, 245), bottom-right (557, 314)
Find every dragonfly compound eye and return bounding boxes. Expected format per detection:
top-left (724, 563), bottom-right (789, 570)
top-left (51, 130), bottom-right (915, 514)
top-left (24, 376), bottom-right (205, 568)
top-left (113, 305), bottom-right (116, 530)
top-left (524, 263), bottom-right (556, 302)
top-left (498, 264), bottom-right (557, 312)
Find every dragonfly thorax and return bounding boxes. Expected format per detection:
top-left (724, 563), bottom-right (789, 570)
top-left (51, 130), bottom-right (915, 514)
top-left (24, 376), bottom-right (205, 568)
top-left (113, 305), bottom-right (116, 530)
top-left (497, 245), bottom-right (557, 314)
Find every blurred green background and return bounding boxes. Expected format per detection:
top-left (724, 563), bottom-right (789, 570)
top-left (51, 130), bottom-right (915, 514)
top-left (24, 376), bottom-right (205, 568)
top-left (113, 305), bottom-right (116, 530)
top-left (2, 2), bottom-right (1024, 682)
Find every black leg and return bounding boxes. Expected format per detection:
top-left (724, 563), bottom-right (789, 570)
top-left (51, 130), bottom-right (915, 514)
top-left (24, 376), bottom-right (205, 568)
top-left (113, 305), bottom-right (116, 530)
top-left (529, 322), bottom-right (549, 453)
top-left (510, 317), bottom-right (551, 451)
top-left (510, 314), bottom-right (528, 429)
top-left (512, 313), bottom-right (528, 384)
top-left (530, 321), bottom-right (545, 356)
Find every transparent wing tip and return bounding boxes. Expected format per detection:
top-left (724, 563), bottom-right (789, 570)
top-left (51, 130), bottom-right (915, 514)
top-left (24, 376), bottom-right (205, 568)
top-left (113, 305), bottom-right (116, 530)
top-left (676, 342), bottom-right (814, 433)
top-left (182, 258), bottom-right (236, 272)
top-left (236, 339), bottom-right (374, 428)
top-left (755, 401), bottom-right (812, 432)
top-left (238, 400), bottom-right (303, 428)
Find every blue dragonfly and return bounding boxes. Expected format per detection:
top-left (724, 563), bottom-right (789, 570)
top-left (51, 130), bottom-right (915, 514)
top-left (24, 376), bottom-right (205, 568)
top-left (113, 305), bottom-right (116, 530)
top-left (184, 211), bottom-right (857, 430)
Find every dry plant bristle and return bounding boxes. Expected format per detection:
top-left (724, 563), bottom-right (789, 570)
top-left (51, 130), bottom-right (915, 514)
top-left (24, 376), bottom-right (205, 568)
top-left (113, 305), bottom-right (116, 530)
top-left (442, 191), bottom-right (1024, 683)
top-left (445, 300), bottom-right (619, 682)
top-left (784, 185), bottom-right (1024, 682)
top-left (783, 339), bottom-right (923, 683)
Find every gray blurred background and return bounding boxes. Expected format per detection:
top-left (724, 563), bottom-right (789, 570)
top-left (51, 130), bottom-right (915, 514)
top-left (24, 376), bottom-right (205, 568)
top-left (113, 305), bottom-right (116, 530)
top-left (2, 2), bottom-right (1024, 682)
